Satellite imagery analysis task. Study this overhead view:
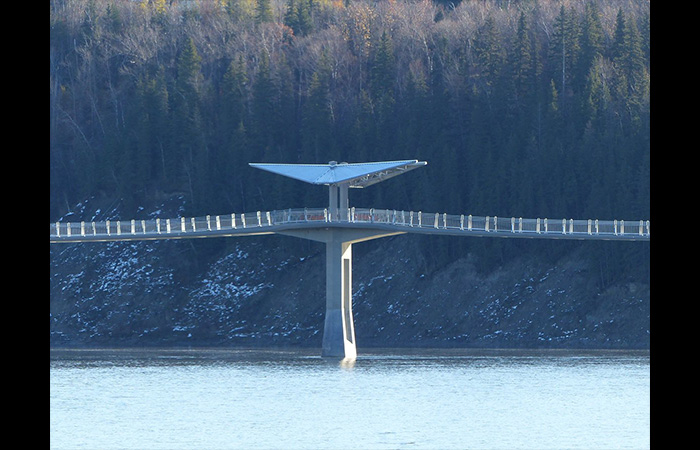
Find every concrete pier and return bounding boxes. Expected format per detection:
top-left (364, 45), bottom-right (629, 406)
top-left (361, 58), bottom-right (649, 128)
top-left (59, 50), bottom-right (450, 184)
top-left (280, 227), bottom-right (404, 359)
top-left (323, 238), bottom-right (355, 358)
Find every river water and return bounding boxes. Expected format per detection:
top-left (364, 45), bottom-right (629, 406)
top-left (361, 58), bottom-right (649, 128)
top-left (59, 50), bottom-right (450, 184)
top-left (50, 348), bottom-right (649, 449)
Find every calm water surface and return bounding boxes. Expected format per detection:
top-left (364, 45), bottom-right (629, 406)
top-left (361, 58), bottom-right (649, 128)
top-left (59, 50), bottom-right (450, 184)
top-left (50, 348), bottom-right (649, 449)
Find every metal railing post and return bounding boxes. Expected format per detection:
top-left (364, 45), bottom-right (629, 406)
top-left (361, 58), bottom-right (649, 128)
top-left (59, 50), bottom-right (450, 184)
top-left (81, 221), bottom-right (85, 236)
top-left (460, 215), bottom-right (464, 231)
top-left (105, 220), bottom-right (110, 236)
top-left (167, 218), bottom-right (172, 233)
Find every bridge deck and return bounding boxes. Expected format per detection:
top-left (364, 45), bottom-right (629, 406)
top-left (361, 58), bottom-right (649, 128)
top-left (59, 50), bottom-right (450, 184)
top-left (50, 206), bottom-right (650, 244)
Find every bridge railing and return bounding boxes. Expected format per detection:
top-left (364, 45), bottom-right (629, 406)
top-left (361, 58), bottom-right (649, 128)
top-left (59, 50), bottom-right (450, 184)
top-left (50, 207), bottom-right (650, 240)
top-left (346, 208), bottom-right (649, 238)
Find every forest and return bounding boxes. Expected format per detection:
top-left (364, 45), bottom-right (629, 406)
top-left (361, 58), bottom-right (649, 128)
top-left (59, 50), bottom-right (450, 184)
top-left (49, 0), bottom-right (650, 282)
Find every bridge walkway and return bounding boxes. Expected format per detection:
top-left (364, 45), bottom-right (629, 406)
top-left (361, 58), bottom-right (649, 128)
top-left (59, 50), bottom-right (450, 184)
top-left (50, 206), bottom-right (650, 244)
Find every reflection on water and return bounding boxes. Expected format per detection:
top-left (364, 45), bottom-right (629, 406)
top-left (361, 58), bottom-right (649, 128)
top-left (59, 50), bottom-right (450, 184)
top-left (50, 348), bottom-right (649, 449)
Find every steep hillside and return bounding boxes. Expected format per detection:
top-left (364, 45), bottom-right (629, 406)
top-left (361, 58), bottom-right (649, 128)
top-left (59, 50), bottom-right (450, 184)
top-left (50, 197), bottom-right (649, 350)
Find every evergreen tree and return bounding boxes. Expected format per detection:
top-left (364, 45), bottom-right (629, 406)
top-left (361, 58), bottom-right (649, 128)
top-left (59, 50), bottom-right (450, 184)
top-left (273, 52), bottom-right (298, 161)
top-left (640, 11), bottom-right (650, 66)
top-left (512, 11), bottom-right (535, 106)
top-left (370, 31), bottom-right (397, 152)
top-left (219, 56), bottom-right (249, 202)
top-left (617, 14), bottom-right (649, 134)
top-left (105, 3), bottom-right (123, 33)
top-left (140, 67), bottom-right (170, 184)
top-left (302, 53), bottom-right (333, 163)
top-left (610, 8), bottom-right (626, 62)
top-left (251, 50), bottom-right (277, 159)
top-left (617, 14), bottom-right (647, 91)
top-left (171, 36), bottom-right (206, 209)
top-left (176, 37), bottom-right (203, 103)
top-left (226, 0), bottom-right (256, 22)
top-left (577, 1), bottom-right (604, 88)
top-left (221, 56), bottom-right (248, 140)
top-left (548, 6), bottom-right (580, 105)
top-left (256, 0), bottom-right (274, 24)
top-left (583, 56), bottom-right (612, 129)
top-left (370, 31), bottom-right (396, 102)
top-left (284, 0), bottom-right (312, 36)
top-left (230, 120), bottom-right (249, 211)
top-left (400, 65), bottom-right (430, 158)
top-left (473, 15), bottom-right (503, 91)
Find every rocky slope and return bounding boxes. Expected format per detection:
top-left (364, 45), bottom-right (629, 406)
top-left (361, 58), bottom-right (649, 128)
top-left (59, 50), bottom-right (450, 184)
top-left (50, 197), bottom-right (650, 350)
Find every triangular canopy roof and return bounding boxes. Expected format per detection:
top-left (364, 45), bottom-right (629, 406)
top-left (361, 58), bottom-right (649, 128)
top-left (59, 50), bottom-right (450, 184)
top-left (249, 160), bottom-right (427, 188)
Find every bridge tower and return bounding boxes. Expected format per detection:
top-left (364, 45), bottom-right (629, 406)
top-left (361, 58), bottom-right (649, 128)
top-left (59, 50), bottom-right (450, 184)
top-left (249, 160), bottom-right (427, 359)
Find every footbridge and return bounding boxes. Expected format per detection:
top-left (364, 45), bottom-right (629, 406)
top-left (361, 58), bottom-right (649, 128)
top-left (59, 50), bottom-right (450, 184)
top-left (50, 160), bottom-right (649, 359)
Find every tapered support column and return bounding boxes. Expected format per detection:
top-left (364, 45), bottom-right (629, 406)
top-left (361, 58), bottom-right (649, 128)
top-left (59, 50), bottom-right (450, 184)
top-left (322, 239), bottom-right (356, 359)
top-left (277, 227), bottom-right (406, 359)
